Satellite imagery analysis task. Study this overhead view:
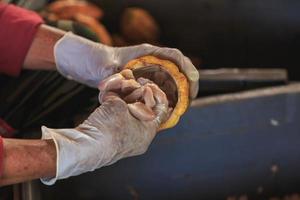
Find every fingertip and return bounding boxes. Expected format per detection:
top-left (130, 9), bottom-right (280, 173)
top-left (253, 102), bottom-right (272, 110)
top-left (124, 87), bottom-right (145, 103)
top-left (190, 82), bottom-right (199, 99)
top-left (121, 79), bottom-right (141, 94)
top-left (143, 86), bottom-right (156, 108)
top-left (128, 102), bottom-right (156, 121)
top-left (148, 84), bottom-right (168, 106)
top-left (102, 91), bottom-right (120, 102)
top-left (137, 77), bottom-right (153, 85)
top-left (98, 73), bottom-right (124, 92)
top-left (120, 69), bottom-right (135, 79)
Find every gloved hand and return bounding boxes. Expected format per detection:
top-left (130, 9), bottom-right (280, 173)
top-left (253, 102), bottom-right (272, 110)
top-left (40, 71), bottom-right (169, 185)
top-left (54, 32), bottom-right (199, 98)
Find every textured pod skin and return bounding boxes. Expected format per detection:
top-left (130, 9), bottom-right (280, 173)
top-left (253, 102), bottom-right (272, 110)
top-left (47, 0), bottom-right (103, 20)
top-left (125, 56), bottom-right (189, 130)
top-left (121, 8), bottom-right (160, 44)
top-left (74, 14), bottom-right (112, 46)
top-left (44, 1), bottom-right (111, 45)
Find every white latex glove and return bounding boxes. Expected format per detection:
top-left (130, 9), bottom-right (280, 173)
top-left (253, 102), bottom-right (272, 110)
top-left (40, 72), bottom-right (168, 185)
top-left (54, 32), bottom-right (199, 98)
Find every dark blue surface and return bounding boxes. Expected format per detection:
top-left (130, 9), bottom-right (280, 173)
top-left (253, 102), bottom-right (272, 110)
top-left (41, 92), bottom-right (300, 200)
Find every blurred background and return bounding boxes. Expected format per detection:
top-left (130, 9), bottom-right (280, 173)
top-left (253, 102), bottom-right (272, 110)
top-left (5, 0), bottom-right (300, 77)
top-left (1, 0), bottom-right (300, 200)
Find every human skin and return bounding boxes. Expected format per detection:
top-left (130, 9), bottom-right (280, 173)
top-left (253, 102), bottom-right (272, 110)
top-left (1, 24), bottom-right (65, 186)
top-left (23, 24), bottom-right (65, 70)
top-left (0, 139), bottom-right (56, 186)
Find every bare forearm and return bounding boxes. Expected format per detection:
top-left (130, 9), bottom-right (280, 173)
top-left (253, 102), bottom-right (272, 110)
top-left (23, 24), bottom-right (65, 70)
top-left (0, 139), bottom-right (56, 186)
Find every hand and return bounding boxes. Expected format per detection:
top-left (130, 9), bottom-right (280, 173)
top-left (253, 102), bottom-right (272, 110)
top-left (40, 71), bottom-right (168, 185)
top-left (54, 32), bottom-right (199, 98)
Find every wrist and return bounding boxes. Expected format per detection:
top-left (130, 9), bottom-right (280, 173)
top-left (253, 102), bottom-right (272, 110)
top-left (0, 138), bottom-right (56, 186)
top-left (24, 24), bottom-right (65, 71)
top-left (54, 32), bottom-right (118, 87)
top-left (40, 125), bottom-right (114, 185)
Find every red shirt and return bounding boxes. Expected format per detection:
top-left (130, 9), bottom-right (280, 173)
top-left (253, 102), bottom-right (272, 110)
top-left (0, 3), bottom-right (43, 177)
top-left (0, 3), bottom-right (43, 76)
top-left (0, 136), bottom-right (3, 178)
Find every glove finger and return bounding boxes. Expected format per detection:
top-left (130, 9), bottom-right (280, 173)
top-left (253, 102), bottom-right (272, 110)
top-left (147, 84), bottom-right (169, 124)
top-left (151, 47), bottom-right (199, 99)
top-left (137, 77), bottom-right (153, 85)
top-left (121, 79), bottom-right (141, 94)
top-left (116, 43), bottom-right (160, 64)
top-left (120, 69), bottom-right (135, 80)
top-left (189, 81), bottom-right (199, 99)
top-left (99, 91), bottom-right (120, 103)
top-left (98, 73), bottom-right (124, 92)
top-left (143, 86), bottom-right (156, 108)
top-left (124, 87), bottom-right (144, 103)
top-left (148, 84), bottom-right (168, 106)
top-left (182, 56), bottom-right (199, 99)
top-left (128, 102), bottom-right (155, 121)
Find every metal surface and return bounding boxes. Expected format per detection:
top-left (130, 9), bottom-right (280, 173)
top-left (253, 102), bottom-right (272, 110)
top-left (14, 181), bottom-right (41, 200)
top-left (31, 83), bottom-right (300, 200)
top-left (198, 68), bottom-right (288, 96)
top-left (199, 68), bottom-right (288, 81)
top-left (21, 181), bottom-right (41, 200)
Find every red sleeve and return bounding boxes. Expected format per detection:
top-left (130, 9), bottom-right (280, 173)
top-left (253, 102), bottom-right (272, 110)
top-left (0, 3), bottom-right (43, 76)
top-left (0, 136), bottom-right (3, 178)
